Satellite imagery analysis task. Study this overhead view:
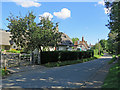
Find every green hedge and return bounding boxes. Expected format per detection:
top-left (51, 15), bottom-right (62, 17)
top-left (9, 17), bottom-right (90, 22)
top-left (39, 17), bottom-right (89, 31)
top-left (41, 51), bottom-right (93, 64)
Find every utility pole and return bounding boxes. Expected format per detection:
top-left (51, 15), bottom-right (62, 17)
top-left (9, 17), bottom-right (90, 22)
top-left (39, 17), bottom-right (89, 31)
top-left (98, 39), bottom-right (100, 56)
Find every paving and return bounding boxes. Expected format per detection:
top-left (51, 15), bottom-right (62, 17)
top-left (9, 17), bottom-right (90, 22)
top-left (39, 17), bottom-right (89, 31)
top-left (2, 53), bottom-right (113, 88)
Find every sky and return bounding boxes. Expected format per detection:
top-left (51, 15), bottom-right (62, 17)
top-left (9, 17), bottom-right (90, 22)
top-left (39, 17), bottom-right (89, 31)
top-left (1, 0), bottom-right (110, 45)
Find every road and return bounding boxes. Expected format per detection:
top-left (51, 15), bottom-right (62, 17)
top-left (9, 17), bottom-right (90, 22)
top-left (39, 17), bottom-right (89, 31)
top-left (2, 53), bottom-right (112, 88)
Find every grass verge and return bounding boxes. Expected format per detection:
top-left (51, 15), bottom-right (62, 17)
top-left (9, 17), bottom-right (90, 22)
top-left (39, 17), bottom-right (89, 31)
top-left (43, 56), bottom-right (99, 67)
top-left (102, 63), bottom-right (120, 88)
top-left (108, 55), bottom-right (117, 64)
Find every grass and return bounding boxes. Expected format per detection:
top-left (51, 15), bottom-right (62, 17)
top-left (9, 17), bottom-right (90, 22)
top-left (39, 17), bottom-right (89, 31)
top-left (102, 55), bottom-right (120, 89)
top-left (43, 56), bottom-right (99, 67)
top-left (102, 63), bottom-right (120, 88)
top-left (108, 55), bottom-right (117, 64)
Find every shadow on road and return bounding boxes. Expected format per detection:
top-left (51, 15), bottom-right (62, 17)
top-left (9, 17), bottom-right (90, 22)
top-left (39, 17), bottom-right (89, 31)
top-left (2, 53), bottom-right (113, 88)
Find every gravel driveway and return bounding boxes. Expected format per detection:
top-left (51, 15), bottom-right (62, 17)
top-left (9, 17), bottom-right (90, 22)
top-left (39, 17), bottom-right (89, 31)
top-left (2, 53), bottom-right (112, 88)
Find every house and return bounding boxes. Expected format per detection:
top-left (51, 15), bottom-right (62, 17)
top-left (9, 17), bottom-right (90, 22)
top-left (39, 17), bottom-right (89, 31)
top-left (74, 37), bottom-right (90, 51)
top-left (0, 30), bottom-right (18, 51)
top-left (46, 25), bottom-right (74, 51)
top-left (57, 32), bottom-right (74, 51)
top-left (0, 26), bottom-right (74, 52)
top-left (0, 30), bottom-right (11, 50)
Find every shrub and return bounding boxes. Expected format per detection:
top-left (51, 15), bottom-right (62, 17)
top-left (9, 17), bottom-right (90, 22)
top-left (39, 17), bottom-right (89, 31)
top-left (41, 51), bottom-right (59, 64)
top-left (41, 51), bottom-right (94, 64)
top-left (59, 51), bottom-right (78, 61)
top-left (6, 49), bottom-right (20, 53)
top-left (1, 49), bottom-right (4, 51)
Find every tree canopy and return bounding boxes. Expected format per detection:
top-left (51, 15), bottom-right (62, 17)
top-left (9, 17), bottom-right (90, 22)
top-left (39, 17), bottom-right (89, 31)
top-left (72, 38), bottom-right (79, 44)
top-left (7, 12), bottom-right (62, 52)
top-left (105, 1), bottom-right (120, 54)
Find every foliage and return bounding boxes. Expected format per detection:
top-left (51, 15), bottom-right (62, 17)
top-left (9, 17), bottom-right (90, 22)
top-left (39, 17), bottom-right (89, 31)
top-left (7, 11), bottom-right (62, 64)
top-left (41, 51), bottom-right (93, 64)
top-left (105, 1), bottom-right (120, 54)
top-left (6, 12), bottom-right (36, 49)
top-left (91, 43), bottom-right (103, 51)
top-left (108, 55), bottom-right (117, 64)
top-left (99, 39), bottom-right (108, 50)
top-left (72, 38), bottom-right (79, 44)
top-left (6, 12), bottom-right (62, 52)
top-left (30, 17), bottom-right (62, 51)
top-left (1, 69), bottom-right (10, 76)
top-left (102, 63), bottom-right (120, 88)
top-left (6, 49), bottom-right (20, 53)
top-left (1, 49), bottom-right (4, 51)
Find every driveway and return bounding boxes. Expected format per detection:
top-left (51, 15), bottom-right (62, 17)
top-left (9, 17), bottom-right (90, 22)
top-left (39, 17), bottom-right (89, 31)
top-left (2, 53), bottom-right (113, 88)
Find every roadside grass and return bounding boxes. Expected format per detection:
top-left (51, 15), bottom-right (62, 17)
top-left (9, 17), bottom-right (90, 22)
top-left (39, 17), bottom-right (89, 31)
top-left (108, 55), bottom-right (117, 64)
top-left (102, 55), bottom-right (120, 89)
top-left (43, 56), bottom-right (99, 67)
top-left (102, 63), bottom-right (120, 88)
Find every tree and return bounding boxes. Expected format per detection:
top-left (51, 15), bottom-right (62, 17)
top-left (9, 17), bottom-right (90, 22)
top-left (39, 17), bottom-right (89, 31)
top-left (105, 1), bottom-right (120, 54)
top-left (72, 38), bottom-right (79, 44)
top-left (7, 12), bottom-right (62, 64)
top-left (91, 43), bottom-right (103, 51)
top-left (99, 39), bottom-right (108, 50)
top-left (7, 12), bottom-right (37, 50)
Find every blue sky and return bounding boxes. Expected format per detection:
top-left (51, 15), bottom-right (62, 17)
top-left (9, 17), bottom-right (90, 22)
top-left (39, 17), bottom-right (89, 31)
top-left (1, 1), bottom-right (110, 45)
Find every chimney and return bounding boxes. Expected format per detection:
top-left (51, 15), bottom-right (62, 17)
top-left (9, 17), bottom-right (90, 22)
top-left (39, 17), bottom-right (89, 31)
top-left (82, 36), bottom-right (84, 42)
top-left (74, 41), bottom-right (78, 46)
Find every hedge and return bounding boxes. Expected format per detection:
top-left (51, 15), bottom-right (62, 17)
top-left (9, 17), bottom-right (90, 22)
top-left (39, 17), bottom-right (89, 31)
top-left (41, 50), bottom-right (93, 64)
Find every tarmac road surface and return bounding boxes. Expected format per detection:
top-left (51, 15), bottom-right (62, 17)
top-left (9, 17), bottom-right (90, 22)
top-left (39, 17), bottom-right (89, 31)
top-left (2, 53), bottom-right (113, 88)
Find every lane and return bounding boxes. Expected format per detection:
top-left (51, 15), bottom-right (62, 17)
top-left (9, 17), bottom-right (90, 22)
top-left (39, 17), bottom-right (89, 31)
top-left (2, 54), bottom-right (112, 88)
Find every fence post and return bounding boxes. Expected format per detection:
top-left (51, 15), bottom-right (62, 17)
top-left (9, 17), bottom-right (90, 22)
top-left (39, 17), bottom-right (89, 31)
top-left (4, 54), bottom-right (7, 70)
top-left (18, 54), bottom-right (21, 66)
top-left (30, 52), bottom-right (32, 65)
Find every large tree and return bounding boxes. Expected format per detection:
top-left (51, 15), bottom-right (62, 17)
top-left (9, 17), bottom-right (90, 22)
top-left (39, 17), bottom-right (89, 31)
top-left (105, 1), bottom-right (120, 54)
top-left (7, 12), bottom-right (62, 64)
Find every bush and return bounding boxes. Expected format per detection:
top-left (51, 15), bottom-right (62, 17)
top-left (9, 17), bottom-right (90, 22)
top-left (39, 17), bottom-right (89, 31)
top-left (6, 49), bottom-right (20, 53)
top-left (59, 51), bottom-right (78, 61)
top-left (1, 49), bottom-right (4, 51)
top-left (41, 51), bottom-right (94, 64)
top-left (41, 51), bottom-right (60, 64)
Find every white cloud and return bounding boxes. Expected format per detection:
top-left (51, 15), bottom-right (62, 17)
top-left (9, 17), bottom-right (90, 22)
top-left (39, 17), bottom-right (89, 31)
top-left (39, 12), bottom-right (53, 21)
top-left (98, 0), bottom-right (105, 6)
top-left (12, 0), bottom-right (41, 7)
top-left (53, 8), bottom-right (71, 19)
top-left (104, 7), bottom-right (111, 14)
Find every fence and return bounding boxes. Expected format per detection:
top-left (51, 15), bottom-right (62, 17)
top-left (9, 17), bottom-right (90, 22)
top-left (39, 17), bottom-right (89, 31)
top-left (1, 53), bottom-right (32, 68)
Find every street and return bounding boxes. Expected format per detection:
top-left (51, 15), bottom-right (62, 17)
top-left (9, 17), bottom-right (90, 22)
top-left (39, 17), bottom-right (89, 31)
top-left (2, 54), bottom-right (112, 88)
